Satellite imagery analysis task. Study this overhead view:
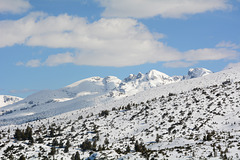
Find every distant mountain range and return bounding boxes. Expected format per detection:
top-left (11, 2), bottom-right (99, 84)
top-left (0, 68), bottom-right (212, 125)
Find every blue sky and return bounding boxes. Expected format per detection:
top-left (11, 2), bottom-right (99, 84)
top-left (0, 0), bottom-right (240, 98)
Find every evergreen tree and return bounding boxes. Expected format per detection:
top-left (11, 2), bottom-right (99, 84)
top-left (104, 137), bottom-right (109, 147)
top-left (80, 139), bottom-right (92, 151)
top-left (71, 126), bottom-right (75, 132)
top-left (25, 126), bottom-right (33, 140)
top-left (52, 138), bottom-right (58, 146)
top-left (64, 145), bottom-right (69, 153)
top-left (59, 139), bottom-right (64, 148)
top-left (126, 145), bottom-right (131, 153)
top-left (134, 140), bottom-right (140, 152)
top-left (50, 127), bottom-right (55, 137)
top-left (66, 140), bottom-right (71, 147)
top-left (14, 128), bottom-right (23, 140)
top-left (98, 145), bottom-right (102, 151)
top-left (71, 154), bottom-right (75, 160)
top-left (49, 147), bottom-right (56, 156)
top-left (102, 145), bottom-right (106, 150)
top-left (155, 134), bottom-right (160, 143)
top-left (9, 154), bottom-right (14, 160)
top-left (140, 142), bottom-right (147, 153)
top-left (19, 155), bottom-right (26, 160)
top-left (92, 140), bottom-right (97, 151)
top-left (64, 140), bottom-right (71, 153)
top-left (126, 103), bottom-right (131, 110)
top-left (75, 151), bottom-right (80, 160)
top-left (115, 148), bottom-right (122, 154)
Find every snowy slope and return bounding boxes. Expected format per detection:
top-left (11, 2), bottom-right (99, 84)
top-left (0, 68), bottom-right (212, 126)
top-left (0, 95), bottom-right (22, 108)
top-left (0, 65), bottom-right (240, 159)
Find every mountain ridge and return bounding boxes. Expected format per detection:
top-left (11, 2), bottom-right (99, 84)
top-left (0, 68), bottom-right (213, 126)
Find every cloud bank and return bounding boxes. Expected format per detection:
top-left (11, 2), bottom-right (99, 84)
top-left (98, 0), bottom-right (232, 18)
top-left (0, 0), bottom-right (31, 14)
top-left (216, 41), bottom-right (240, 49)
top-left (163, 61), bottom-right (197, 68)
top-left (0, 13), bottom-right (238, 67)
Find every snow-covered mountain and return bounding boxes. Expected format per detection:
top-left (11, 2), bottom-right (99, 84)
top-left (184, 68), bottom-right (213, 79)
top-left (0, 95), bottom-right (22, 108)
top-left (0, 65), bottom-right (240, 159)
top-left (117, 70), bottom-right (175, 95)
top-left (0, 68), bottom-right (211, 126)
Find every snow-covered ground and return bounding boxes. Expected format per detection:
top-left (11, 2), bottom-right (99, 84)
top-left (0, 66), bottom-right (240, 159)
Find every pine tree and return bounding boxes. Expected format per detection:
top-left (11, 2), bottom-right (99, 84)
top-left (25, 126), bottom-right (33, 140)
top-left (19, 155), bottom-right (26, 160)
top-left (9, 154), bottom-right (14, 160)
top-left (126, 145), bottom-right (131, 153)
top-left (50, 127), bottom-right (55, 137)
top-left (80, 139), bottom-right (92, 151)
top-left (66, 140), bottom-right (71, 147)
top-left (52, 138), bottom-right (58, 146)
top-left (71, 126), bottom-right (75, 132)
top-left (75, 151), bottom-right (80, 160)
top-left (115, 148), bottom-right (121, 154)
top-left (64, 146), bottom-right (69, 153)
top-left (59, 140), bottom-right (64, 148)
top-left (14, 128), bottom-right (23, 141)
top-left (98, 145), bottom-right (102, 151)
top-left (92, 140), bottom-right (97, 151)
top-left (155, 134), bottom-right (160, 143)
top-left (71, 154), bottom-right (75, 160)
top-left (134, 140), bottom-right (140, 152)
top-left (104, 137), bottom-right (109, 147)
top-left (64, 140), bottom-right (71, 153)
top-left (49, 146), bottom-right (56, 156)
top-left (126, 103), bottom-right (131, 110)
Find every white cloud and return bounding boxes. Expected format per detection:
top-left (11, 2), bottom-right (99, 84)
top-left (0, 13), bottom-right (239, 67)
top-left (26, 59), bottom-right (41, 67)
top-left (98, 0), bottom-right (232, 18)
top-left (44, 52), bottom-right (75, 66)
top-left (0, 0), bottom-right (31, 14)
top-left (216, 41), bottom-right (240, 49)
top-left (163, 61), bottom-right (197, 68)
top-left (0, 13), bottom-right (182, 67)
top-left (16, 61), bottom-right (24, 66)
top-left (184, 48), bottom-right (238, 61)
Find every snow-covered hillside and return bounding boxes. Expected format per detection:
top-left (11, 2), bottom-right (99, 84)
top-left (0, 68), bottom-right (212, 126)
top-left (0, 66), bottom-right (240, 159)
top-left (0, 95), bottom-right (22, 108)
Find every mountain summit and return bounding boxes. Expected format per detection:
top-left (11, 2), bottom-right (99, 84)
top-left (0, 95), bottom-right (22, 108)
top-left (186, 68), bottom-right (213, 79)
